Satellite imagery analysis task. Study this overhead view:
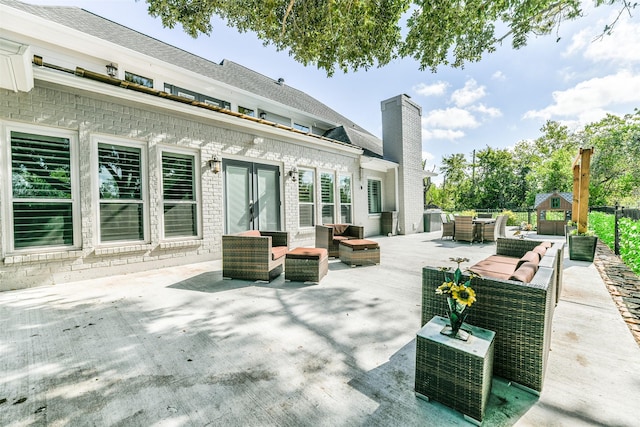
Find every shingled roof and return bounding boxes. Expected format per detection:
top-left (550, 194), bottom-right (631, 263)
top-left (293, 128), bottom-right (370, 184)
top-left (2, 0), bottom-right (383, 155)
top-left (534, 192), bottom-right (573, 208)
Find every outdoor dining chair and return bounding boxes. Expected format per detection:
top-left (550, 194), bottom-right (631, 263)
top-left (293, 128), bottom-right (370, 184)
top-left (440, 213), bottom-right (454, 240)
top-left (454, 216), bottom-right (474, 243)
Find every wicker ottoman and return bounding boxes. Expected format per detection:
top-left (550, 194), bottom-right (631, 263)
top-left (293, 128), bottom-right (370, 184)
top-left (339, 239), bottom-right (380, 267)
top-left (285, 247), bottom-right (328, 282)
top-left (415, 316), bottom-right (495, 425)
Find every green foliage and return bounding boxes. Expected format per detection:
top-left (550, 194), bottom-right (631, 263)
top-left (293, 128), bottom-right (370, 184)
top-left (619, 218), bottom-right (640, 275)
top-left (143, 0), bottom-right (634, 76)
top-left (500, 210), bottom-right (520, 226)
top-left (436, 110), bottom-right (640, 212)
top-left (583, 112), bottom-right (640, 206)
top-left (588, 212), bottom-right (615, 248)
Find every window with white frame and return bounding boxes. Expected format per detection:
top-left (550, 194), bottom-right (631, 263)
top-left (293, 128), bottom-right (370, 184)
top-left (320, 172), bottom-right (335, 224)
top-left (161, 150), bottom-right (198, 238)
top-left (367, 179), bottom-right (382, 214)
top-left (298, 168), bottom-right (315, 227)
top-left (97, 141), bottom-right (146, 243)
top-left (8, 129), bottom-right (77, 250)
top-left (339, 174), bottom-right (352, 223)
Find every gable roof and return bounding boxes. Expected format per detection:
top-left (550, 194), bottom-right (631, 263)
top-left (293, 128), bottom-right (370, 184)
top-left (534, 192), bottom-right (573, 208)
top-left (1, 0), bottom-right (383, 155)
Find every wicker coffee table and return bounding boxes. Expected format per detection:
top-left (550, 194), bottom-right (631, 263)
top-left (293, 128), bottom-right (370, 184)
top-left (415, 316), bottom-right (495, 425)
top-left (338, 239), bottom-right (380, 267)
top-left (285, 247), bottom-right (328, 282)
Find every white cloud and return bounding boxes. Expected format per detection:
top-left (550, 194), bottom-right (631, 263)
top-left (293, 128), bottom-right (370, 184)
top-left (422, 128), bottom-right (466, 141)
top-left (523, 70), bottom-right (640, 122)
top-left (450, 79), bottom-right (486, 107)
top-left (492, 71), bottom-right (506, 81)
top-left (422, 108), bottom-right (480, 129)
top-left (565, 13), bottom-right (640, 64)
top-left (422, 151), bottom-right (435, 163)
top-left (469, 103), bottom-right (502, 118)
top-left (413, 81), bottom-right (449, 97)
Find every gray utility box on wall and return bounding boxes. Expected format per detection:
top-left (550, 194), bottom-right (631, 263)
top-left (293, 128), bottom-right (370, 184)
top-left (423, 211), bottom-right (442, 232)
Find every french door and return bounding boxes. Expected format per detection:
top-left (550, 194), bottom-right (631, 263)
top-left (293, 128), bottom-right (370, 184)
top-left (223, 160), bottom-right (281, 233)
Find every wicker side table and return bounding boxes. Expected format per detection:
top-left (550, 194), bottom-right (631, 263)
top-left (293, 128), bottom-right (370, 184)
top-left (338, 239), bottom-right (380, 267)
top-left (415, 316), bottom-right (495, 425)
top-left (285, 247), bottom-right (328, 282)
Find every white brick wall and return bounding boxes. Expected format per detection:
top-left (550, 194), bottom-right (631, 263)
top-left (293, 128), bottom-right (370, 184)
top-left (0, 84), bottom-right (361, 289)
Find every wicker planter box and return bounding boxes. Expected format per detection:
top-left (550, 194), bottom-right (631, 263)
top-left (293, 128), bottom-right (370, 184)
top-left (568, 235), bottom-right (597, 262)
top-left (415, 316), bottom-right (495, 424)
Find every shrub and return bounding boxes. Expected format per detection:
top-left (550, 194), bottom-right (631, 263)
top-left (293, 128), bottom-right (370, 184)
top-left (501, 210), bottom-right (520, 226)
top-left (619, 217), bottom-right (640, 275)
top-left (589, 212), bottom-right (615, 248)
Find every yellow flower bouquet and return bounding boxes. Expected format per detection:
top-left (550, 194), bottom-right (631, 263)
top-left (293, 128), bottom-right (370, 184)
top-left (437, 257), bottom-right (480, 341)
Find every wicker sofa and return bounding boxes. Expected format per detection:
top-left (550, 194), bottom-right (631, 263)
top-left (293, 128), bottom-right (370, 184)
top-left (421, 237), bottom-right (565, 394)
top-left (222, 230), bottom-right (289, 281)
top-left (315, 224), bottom-right (364, 257)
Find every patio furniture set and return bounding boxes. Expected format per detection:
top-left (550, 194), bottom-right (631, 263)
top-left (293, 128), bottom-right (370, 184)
top-left (221, 224), bottom-right (379, 283)
top-left (417, 237), bottom-right (565, 423)
top-left (441, 214), bottom-right (508, 243)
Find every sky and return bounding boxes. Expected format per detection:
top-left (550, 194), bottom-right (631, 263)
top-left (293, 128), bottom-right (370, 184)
top-left (20, 1), bottom-right (640, 182)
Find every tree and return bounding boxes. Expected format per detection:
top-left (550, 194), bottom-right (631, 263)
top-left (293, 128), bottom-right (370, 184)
top-left (474, 147), bottom-right (517, 209)
top-left (144, 0), bottom-right (636, 75)
top-left (440, 153), bottom-right (470, 209)
top-left (584, 111), bottom-right (640, 206)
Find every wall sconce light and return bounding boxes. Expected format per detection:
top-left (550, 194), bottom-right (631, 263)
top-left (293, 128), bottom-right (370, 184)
top-left (208, 156), bottom-right (221, 174)
top-left (253, 137), bottom-right (264, 145)
top-left (259, 112), bottom-right (267, 120)
top-left (288, 166), bottom-right (298, 182)
top-left (106, 63), bottom-right (118, 78)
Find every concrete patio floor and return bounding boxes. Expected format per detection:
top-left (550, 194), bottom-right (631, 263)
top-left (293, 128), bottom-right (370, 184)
top-left (1, 231), bottom-right (639, 426)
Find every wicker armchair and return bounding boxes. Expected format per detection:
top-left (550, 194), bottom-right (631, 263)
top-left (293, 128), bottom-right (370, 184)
top-left (315, 224), bottom-right (364, 257)
top-left (440, 214), bottom-right (454, 240)
top-left (222, 230), bottom-right (289, 281)
top-left (454, 216), bottom-right (474, 243)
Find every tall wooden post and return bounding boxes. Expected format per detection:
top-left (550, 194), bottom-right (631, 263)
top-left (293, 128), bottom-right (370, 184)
top-left (572, 148), bottom-right (594, 234)
top-left (572, 163), bottom-right (580, 223)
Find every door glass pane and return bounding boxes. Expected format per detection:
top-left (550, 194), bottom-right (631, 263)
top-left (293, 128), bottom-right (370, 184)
top-left (225, 164), bottom-right (251, 233)
top-left (257, 168), bottom-right (279, 230)
top-left (339, 175), bottom-right (352, 223)
top-left (321, 172), bottom-right (334, 224)
top-left (298, 169), bottom-right (315, 227)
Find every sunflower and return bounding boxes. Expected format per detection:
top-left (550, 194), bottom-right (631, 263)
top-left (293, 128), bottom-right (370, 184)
top-left (436, 281), bottom-right (456, 295)
top-left (452, 285), bottom-right (476, 306)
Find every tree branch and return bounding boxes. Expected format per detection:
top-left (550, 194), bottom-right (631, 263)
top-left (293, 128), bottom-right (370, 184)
top-left (282, 0), bottom-right (296, 36)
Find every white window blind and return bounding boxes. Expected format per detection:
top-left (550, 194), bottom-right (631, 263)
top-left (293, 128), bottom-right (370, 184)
top-left (98, 143), bottom-right (144, 242)
top-left (320, 172), bottom-right (335, 224)
top-left (298, 169), bottom-right (315, 227)
top-left (162, 152), bottom-right (197, 238)
top-left (367, 179), bottom-right (382, 214)
top-left (10, 131), bottom-right (74, 249)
